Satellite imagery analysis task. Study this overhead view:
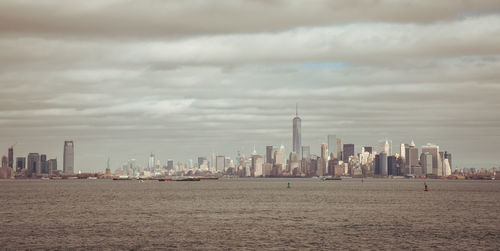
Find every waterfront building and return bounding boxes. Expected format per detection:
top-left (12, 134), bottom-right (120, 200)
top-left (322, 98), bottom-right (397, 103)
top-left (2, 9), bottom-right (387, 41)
top-left (421, 144), bottom-right (441, 176)
top-left (292, 104), bottom-right (302, 162)
top-left (387, 155), bottom-right (397, 176)
top-left (27, 153), bottom-right (40, 177)
top-left (48, 159), bottom-right (57, 175)
top-left (8, 147), bottom-right (13, 168)
top-left (421, 152), bottom-right (433, 175)
top-left (16, 157), bottom-right (26, 170)
top-left (63, 140), bottom-right (74, 174)
top-left (41, 154), bottom-right (48, 174)
top-left (252, 155), bottom-right (264, 177)
top-left (380, 152), bottom-right (388, 175)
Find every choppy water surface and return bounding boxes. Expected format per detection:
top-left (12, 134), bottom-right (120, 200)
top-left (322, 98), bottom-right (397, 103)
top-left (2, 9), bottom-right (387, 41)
top-left (0, 178), bottom-right (499, 250)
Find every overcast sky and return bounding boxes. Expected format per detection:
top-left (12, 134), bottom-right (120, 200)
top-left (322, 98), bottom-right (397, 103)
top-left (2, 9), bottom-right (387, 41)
top-left (1, 0), bottom-right (500, 171)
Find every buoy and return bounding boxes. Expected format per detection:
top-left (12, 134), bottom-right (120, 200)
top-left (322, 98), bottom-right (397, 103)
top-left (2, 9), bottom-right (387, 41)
top-left (424, 182), bottom-right (428, 192)
top-left (287, 182), bottom-right (291, 188)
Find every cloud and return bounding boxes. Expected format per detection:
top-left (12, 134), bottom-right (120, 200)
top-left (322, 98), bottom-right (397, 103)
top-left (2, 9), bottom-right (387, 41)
top-left (0, 1), bottom-right (499, 170)
top-left (1, 0), bottom-right (499, 38)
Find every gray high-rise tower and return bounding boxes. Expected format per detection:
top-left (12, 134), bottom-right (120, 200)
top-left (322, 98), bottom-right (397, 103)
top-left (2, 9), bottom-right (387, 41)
top-left (292, 104), bottom-right (302, 161)
top-left (63, 141), bottom-right (74, 174)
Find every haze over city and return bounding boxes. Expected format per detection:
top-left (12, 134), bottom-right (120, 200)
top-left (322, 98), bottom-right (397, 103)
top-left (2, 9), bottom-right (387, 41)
top-left (1, 1), bottom-right (500, 171)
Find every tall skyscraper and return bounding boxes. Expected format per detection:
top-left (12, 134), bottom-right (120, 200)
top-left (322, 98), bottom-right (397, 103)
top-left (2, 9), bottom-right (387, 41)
top-left (266, 146), bottom-right (273, 164)
top-left (40, 154), bottom-right (48, 174)
top-left (292, 104), bottom-right (302, 162)
top-left (148, 153), bottom-right (155, 171)
top-left (63, 141), bottom-right (74, 174)
top-left (328, 135), bottom-right (337, 159)
top-left (8, 147), bottom-right (13, 168)
top-left (336, 138), bottom-right (342, 161)
top-left (27, 153), bottom-right (40, 177)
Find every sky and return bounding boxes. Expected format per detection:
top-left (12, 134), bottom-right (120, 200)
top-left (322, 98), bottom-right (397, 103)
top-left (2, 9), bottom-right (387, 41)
top-left (1, 0), bottom-right (500, 171)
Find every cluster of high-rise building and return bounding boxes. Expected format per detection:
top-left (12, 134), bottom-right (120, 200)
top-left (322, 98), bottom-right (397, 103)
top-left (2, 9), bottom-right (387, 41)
top-left (3, 107), bottom-right (496, 180)
top-left (112, 105), bottom-right (471, 179)
top-left (0, 141), bottom-right (74, 179)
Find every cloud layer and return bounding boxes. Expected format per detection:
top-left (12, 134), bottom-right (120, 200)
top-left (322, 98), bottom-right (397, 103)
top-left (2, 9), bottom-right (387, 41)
top-left (1, 1), bottom-right (499, 170)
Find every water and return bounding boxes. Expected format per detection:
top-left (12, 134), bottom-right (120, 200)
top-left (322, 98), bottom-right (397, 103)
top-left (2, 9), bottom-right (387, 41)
top-left (1, 179), bottom-right (499, 250)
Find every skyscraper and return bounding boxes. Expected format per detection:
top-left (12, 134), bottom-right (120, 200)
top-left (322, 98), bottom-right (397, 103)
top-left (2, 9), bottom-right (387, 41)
top-left (216, 155), bottom-right (225, 173)
top-left (16, 157), bottom-right (26, 170)
top-left (63, 141), bottom-right (74, 174)
top-left (327, 135), bottom-right (337, 159)
top-left (266, 146), bottom-right (273, 164)
top-left (8, 147), bottom-right (13, 168)
top-left (48, 159), bottom-right (57, 175)
top-left (421, 144), bottom-right (440, 176)
top-left (197, 157), bottom-right (207, 169)
top-left (292, 104), bottom-right (302, 162)
top-left (379, 139), bottom-right (392, 155)
top-left (40, 154), bottom-right (48, 174)
top-left (27, 153), bottom-right (40, 177)
top-left (148, 153), bottom-right (155, 171)
top-left (301, 146), bottom-right (310, 161)
top-left (336, 138), bottom-right (342, 161)
top-left (343, 144), bottom-right (355, 161)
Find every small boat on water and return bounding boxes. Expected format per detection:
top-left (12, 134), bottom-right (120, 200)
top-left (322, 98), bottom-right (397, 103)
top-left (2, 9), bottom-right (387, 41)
top-left (113, 176), bottom-right (130, 180)
top-left (177, 178), bottom-right (201, 181)
top-left (158, 178), bottom-right (201, 182)
top-left (325, 177), bottom-right (342, 181)
top-left (158, 178), bottom-right (176, 182)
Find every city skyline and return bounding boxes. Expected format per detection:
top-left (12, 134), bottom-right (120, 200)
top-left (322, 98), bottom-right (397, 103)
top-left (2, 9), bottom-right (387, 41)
top-left (1, 1), bottom-right (500, 171)
top-left (0, 106), bottom-right (478, 174)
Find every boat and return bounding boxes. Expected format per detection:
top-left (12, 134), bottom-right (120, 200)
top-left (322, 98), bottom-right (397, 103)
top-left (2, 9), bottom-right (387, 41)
top-left (113, 176), bottom-right (130, 180)
top-left (198, 177), bottom-right (219, 180)
top-left (176, 178), bottom-right (201, 181)
top-left (325, 177), bottom-right (342, 181)
top-left (158, 178), bottom-right (176, 182)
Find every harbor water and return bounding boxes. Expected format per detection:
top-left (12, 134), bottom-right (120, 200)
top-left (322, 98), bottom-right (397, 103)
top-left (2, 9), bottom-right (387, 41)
top-left (0, 178), bottom-right (499, 250)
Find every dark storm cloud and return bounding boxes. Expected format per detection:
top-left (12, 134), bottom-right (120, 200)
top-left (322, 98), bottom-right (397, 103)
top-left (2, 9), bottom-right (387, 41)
top-left (0, 1), bottom-right (499, 170)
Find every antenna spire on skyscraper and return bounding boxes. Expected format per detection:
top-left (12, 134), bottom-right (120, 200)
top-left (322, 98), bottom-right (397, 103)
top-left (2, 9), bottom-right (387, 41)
top-left (296, 103), bottom-right (298, 117)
